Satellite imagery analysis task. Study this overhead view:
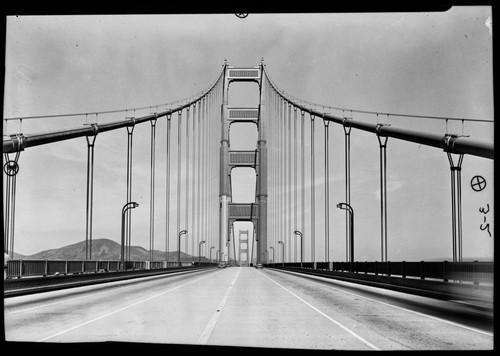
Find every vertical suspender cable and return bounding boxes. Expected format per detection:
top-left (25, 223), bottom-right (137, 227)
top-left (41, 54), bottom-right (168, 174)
top-left (215, 88), bottom-right (220, 259)
top-left (209, 92), bottom-right (213, 259)
top-left (343, 122), bottom-right (352, 262)
top-left (201, 97), bottom-right (206, 257)
top-left (200, 98), bottom-right (205, 258)
top-left (210, 94), bottom-right (214, 259)
top-left (125, 122), bottom-right (135, 262)
top-left (456, 156), bottom-right (463, 262)
top-left (273, 91), bottom-right (278, 254)
top-left (166, 114), bottom-right (172, 266)
top-left (9, 165), bottom-right (17, 258)
top-left (377, 128), bottom-right (389, 262)
top-left (287, 103), bottom-right (292, 261)
top-left (300, 110), bottom-right (305, 264)
top-left (203, 93), bottom-right (209, 258)
top-left (4, 155), bottom-right (11, 249)
top-left (197, 100), bottom-right (202, 259)
top-left (282, 101), bottom-right (286, 262)
top-left (176, 110), bottom-right (182, 263)
top-left (149, 115), bottom-right (157, 262)
top-left (191, 104), bottom-right (197, 256)
top-left (85, 131), bottom-right (97, 260)
top-left (447, 152), bottom-right (464, 261)
top-left (185, 106), bottom-right (190, 255)
top-left (3, 151), bottom-right (21, 258)
top-left (275, 98), bottom-right (280, 260)
top-left (323, 118), bottom-right (330, 263)
top-left (280, 99), bottom-right (289, 262)
top-left (293, 107), bottom-right (298, 262)
top-left (209, 92), bottom-right (215, 260)
top-left (282, 99), bottom-right (286, 262)
top-left (310, 114), bottom-right (316, 264)
top-left (277, 98), bottom-right (282, 259)
top-left (268, 89), bottom-right (273, 256)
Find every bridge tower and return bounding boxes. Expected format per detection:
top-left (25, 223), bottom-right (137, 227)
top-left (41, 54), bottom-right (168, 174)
top-left (219, 61), bottom-right (267, 265)
top-left (238, 229), bottom-right (250, 266)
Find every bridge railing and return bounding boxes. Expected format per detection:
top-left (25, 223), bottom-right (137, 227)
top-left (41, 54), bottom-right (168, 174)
top-left (5, 259), bottom-right (215, 279)
top-left (267, 261), bottom-right (493, 285)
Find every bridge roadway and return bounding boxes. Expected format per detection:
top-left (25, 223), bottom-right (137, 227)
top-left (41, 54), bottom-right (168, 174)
top-left (4, 266), bottom-right (493, 350)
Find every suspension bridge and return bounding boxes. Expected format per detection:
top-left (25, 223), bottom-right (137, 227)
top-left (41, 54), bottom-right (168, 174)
top-left (3, 61), bottom-right (494, 349)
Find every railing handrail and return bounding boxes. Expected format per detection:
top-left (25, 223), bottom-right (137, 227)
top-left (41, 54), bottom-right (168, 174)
top-left (5, 258), bottom-right (217, 279)
top-left (266, 260), bottom-right (494, 285)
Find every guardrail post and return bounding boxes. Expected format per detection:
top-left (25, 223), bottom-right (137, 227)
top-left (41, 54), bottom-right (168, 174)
top-left (44, 259), bottom-right (48, 276)
top-left (443, 261), bottom-right (448, 282)
top-left (473, 260), bottom-right (479, 285)
top-left (387, 261), bottom-right (391, 277)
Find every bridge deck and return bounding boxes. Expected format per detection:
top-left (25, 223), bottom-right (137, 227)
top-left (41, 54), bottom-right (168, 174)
top-left (4, 267), bottom-right (493, 350)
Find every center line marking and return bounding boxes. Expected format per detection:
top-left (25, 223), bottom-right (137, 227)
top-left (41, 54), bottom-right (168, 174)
top-left (258, 270), bottom-right (380, 350)
top-left (197, 267), bottom-right (241, 344)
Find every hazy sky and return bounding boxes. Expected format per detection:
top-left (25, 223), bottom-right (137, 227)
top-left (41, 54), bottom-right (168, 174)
top-left (3, 8), bottom-right (494, 262)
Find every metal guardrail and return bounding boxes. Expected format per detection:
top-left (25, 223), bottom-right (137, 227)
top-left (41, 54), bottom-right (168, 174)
top-left (4, 263), bottom-right (218, 298)
top-left (5, 259), bottom-right (216, 279)
top-left (266, 261), bottom-right (494, 285)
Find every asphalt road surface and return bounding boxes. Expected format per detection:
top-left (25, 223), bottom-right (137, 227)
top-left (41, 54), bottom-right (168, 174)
top-left (4, 266), bottom-right (493, 350)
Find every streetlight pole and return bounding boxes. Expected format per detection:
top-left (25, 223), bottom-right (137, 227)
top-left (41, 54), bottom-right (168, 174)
top-left (198, 240), bottom-right (206, 265)
top-left (278, 241), bottom-right (284, 266)
top-left (293, 231), bottom-right (303, 267)
top-left (121, 202), bottom-right (139, 271)
top-left (336, 203), bottom-right (354, 268)
top-left (178, 230), bottom-right (187, 267)
top-left (269, 246), bottom-right (275, 265)
top-left (210, 246), bottom-right (215, 264)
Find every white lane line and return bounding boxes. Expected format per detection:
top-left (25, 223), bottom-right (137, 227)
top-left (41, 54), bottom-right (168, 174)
top-left (258, 270), bottom-right (380, 351)
top-left (37, 271), bottom-right (219, 342)
top-left (197, 267), bottom-right (241, 344)
top-left (280, 270), bottom-right (494, 337)
top-left (6, 287), bottom-right (124, 315)
top-left (5, 270), bottom-right (208, 316)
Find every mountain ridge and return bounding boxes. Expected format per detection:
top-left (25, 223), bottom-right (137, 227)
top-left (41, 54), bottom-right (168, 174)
top-left (12, 238), bottom-right (210, 262)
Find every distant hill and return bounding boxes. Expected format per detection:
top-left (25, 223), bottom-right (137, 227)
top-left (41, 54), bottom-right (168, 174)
top-left (17, 238), bottom-right (210, 262)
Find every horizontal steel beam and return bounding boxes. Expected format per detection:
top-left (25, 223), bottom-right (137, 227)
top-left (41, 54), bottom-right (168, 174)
top-left (229, 150), bottom-right (258, 167)
top-left (228, 203), bottom-right (258, 220)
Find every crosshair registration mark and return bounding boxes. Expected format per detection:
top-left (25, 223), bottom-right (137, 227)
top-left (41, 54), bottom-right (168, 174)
top-left (471, 175), bottom-right (487, 192)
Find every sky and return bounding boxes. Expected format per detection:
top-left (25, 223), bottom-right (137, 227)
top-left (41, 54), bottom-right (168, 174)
top-left (3, 8), bottom-right (494, 262)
